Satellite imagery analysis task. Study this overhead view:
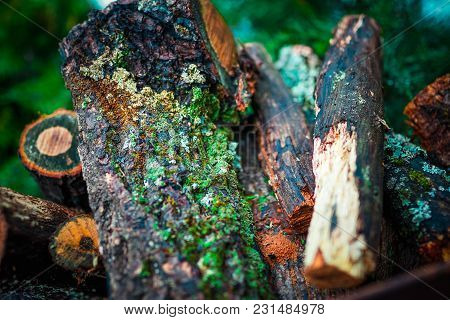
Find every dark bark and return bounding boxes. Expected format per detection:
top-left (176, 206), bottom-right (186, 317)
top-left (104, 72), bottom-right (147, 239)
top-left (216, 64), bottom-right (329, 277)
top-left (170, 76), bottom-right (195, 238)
top-left (342, 262), bottom-right (450, 299)
top-left (237, 121), bottom-right (324, 299)
top-left (0, 187), bottom-right (80, 241)
top-left (19, 109), bottom-right (90, 211)
top-left (384, 132), bottom-right (449, 263)
top-left (243, 43), bottom-right (315, 234)
top-left (404, 74), bottom-right (450, 167)
top-left (60, 0), bottom-right (271, 299)
top-left (305, 15), bottom-right (384, 288)
top-left (0, 210), bottom-right (7, 265)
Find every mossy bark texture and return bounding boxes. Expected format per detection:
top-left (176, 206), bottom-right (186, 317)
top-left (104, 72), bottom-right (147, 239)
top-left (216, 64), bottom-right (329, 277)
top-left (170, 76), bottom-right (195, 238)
top-left (61, 0), bottom-right (271, 299)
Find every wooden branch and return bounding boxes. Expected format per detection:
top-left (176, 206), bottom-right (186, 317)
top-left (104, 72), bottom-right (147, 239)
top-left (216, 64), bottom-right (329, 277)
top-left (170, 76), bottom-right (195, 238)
top-left (384, 132), bottom-right (449, 263)
top-left (305, 15), bottom-right (384, 288)
top-left (275, 45), bottom-right (320, 130)
top-left (342, 262), bottom-right (450, 299)
top-left (244, 43), bottom-right (315, 234)
top-left (404, 74), bottom-right (449, 167)
top-left (50, 215), bottom-right (100, 271)
top-left (60, 0), bottom-right (271, 299)
top-left (0, 187), bottom-right (80, 241)
top-left (19, 109), bottom-right (89, 211)
top-left (0, 210), bottom-right (7, 265)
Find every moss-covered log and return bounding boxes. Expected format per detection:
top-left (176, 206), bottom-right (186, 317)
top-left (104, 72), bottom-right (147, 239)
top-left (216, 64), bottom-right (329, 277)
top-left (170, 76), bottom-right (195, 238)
top-left (384, 132), bottom-right (449, 263)
top-left (60, 0), bottom-right (271, 299)
top-left (0, 210), bottom-right (7, 265)
top-left (404, 74), bottom-right (449, 167)
top-left (305, 15), bottom-right (384, 288)
top-left (19, 109), bottom-right (89, 211)
top-left (0, 187), bottom-right (81, 241)
top-left (243, 43), bottom-right (315, 234)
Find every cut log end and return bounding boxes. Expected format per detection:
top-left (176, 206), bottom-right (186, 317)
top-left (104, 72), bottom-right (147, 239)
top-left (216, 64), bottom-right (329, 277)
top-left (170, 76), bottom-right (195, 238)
top-left (404, 73), bottom-right (450, 167)
top-left (19, 109), bottom-right (81, 178)
top-left (19, 109), bottom-right (89, 210)
top-left (50, 215), bottom-right (99, 271)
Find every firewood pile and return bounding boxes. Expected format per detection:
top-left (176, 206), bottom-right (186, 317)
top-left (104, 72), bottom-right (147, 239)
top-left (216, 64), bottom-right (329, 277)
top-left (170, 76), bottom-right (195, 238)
top-left (0, 0), bottom-right (448, 300)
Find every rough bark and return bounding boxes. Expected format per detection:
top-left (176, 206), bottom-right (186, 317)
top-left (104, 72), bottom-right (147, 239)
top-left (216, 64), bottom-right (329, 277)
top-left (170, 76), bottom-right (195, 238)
top-left (0, 210), bottom-right (7, 265)
top-left (237, 121), bottom-right (324, 299)
top-left (0, 187), bottom-right (81, 241)
top-left (384, 132), bottom-right (449, 263)
top-left (243, 43), bottom-right (315, 234)
top-left (19, 109), bottom-right (90, 211)
top-left (60, 0), bottom-right (271, 299)
top-left (305, 15), bottom-right (384, 288)
top-left (49, 215), bottom-right (100, 272)
top-left (342, 262), bottom-right (450, 299)
top-left (404, 74), bottom-right (449, 167)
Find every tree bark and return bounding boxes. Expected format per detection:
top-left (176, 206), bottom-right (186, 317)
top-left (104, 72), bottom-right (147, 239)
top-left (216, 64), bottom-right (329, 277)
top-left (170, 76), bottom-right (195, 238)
top-left (404, 74), bottom-right (449, 167)
top-left (384, 132), bottom-right (449, 263)
top-left (19, 109), bottom-right (90, 211)
top-left (243, 43), bottom-right (315, 234)
top-left (60, 0), bottom-right (271, 299)
top-left (0, 210), bottom-right (7, 265)
top-left (305, 15), bottom-right (384, 288)
top-left (0, 187), bottom-right (81, 241)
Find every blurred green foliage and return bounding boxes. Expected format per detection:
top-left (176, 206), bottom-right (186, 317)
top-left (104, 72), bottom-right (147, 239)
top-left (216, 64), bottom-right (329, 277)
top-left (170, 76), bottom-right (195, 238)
top-left (0, 0), bottom-right (449, 196)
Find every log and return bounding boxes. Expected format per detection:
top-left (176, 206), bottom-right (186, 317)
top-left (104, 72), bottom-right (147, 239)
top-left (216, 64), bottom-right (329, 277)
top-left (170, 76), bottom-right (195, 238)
top-left (50, 215), bottom-right (100, 271)
top-left (305, 15), bottom-right (384, 288)
top-left (404, 74), bottom-right (449, 167)
top-left (342, 262), bottom-right (450, 299)
top-left (244, 43), bottom-right (315, 234)
top-left (237, 122), bottom-right (323, 299)
top-left (0, 187), bottom-right (80, 241)
top-left (19, 109), bottom-right (90, 211)
top-left (275, 45), bottom-right (320, 129)
top-left (0, 210), bottom-right (7, 265)
top-left (60, 0), bottom-right (271, 299)
top-left (384, 132), bottom-right (449, 263)
top-left (275, 44), bottom-right (448, 276)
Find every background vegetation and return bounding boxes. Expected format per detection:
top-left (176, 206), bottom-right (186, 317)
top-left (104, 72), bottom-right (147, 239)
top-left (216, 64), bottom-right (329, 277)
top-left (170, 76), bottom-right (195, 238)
top-left (0, 0), bottom-right (449, 196)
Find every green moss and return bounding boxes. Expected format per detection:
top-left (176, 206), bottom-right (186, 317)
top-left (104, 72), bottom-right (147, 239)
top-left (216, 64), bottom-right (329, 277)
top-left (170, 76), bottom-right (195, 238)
top-left (408, 170), bottom-right (432, 191)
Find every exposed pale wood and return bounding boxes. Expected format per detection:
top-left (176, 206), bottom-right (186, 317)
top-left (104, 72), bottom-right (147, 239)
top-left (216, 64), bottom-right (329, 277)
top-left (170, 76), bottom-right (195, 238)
top-left (60, 0), bottom-right (271, 299)
top-left (404, 74), bottom-right (450, 167)
top-left (305, 15), bottom-right (384, 288)
top-left (19, 109), bottom-right (89, 211)
top-left (0, 187), bottom-right (80, 241)
top-left (244, 43), bottom-right (315, 234)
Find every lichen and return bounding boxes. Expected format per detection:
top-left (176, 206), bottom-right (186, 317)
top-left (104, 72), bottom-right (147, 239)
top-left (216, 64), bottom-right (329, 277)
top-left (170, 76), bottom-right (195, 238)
top-left (79, 47), bottom-right (271, 298)
top-left (181, 64), bottom-right (206, 84)
top-left (332, 70), bottom-right (346, 90)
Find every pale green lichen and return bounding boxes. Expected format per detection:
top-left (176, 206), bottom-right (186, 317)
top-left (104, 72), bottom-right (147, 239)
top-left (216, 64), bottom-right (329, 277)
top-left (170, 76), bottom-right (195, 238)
top-left (181, 64), bottom-right (206, 84)
top-left (332, 70), bottom-right (346, 90)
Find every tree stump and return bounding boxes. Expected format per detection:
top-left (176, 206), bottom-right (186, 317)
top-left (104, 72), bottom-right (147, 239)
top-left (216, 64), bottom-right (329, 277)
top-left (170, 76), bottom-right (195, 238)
top-left (50, 215), bottom-right (100, 271)
top-left (60, 0), bottom-right (271, 299)
top-left (19, 109), bottom-right (89, 211)
top-left (244, 43), bottom-right (315, 234)
top-left (404, 74), bottom-right (449, 167)
top-left (305, 15), bottom-right (384, 288)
